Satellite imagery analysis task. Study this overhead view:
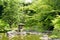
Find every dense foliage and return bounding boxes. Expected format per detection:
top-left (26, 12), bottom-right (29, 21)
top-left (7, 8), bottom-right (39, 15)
top-left (0, 0), bottom-right (60, 38)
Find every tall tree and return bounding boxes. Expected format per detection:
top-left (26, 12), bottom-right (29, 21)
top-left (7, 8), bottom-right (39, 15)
top-left (2, 0), bottom-right (20, 28)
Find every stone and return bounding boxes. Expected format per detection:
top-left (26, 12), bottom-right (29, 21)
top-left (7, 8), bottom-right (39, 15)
top-left (40, 35), bottom-right (49, 40)
top-left (6, 30), bottom-right (17, 38)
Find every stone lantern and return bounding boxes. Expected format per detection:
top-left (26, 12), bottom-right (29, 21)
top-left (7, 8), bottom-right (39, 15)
top-left (18, 23), bottom-right (25, 32)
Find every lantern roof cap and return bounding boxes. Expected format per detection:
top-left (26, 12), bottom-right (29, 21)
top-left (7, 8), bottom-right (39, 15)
top-left (18, 23), bottom-right (25, 26)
